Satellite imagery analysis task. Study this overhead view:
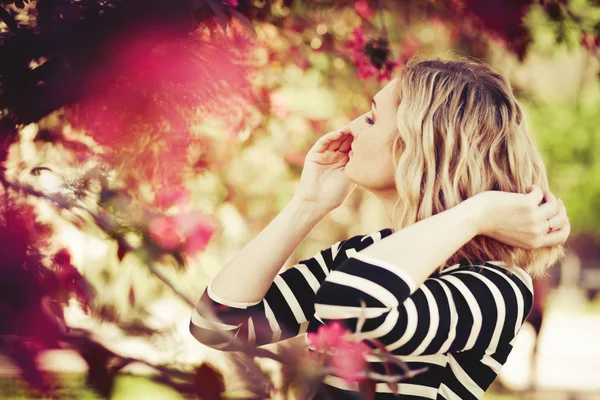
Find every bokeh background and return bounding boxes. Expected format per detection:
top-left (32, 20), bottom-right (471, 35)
top-left (0, 0), bottom-right (599, 399)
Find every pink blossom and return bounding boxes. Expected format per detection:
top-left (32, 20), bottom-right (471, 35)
top-left (149, 216), bottom-right (183, 251)
top-left (347, 27), bottom-right (418, 84)
top-left (184, 231), bottom-right (212, 254)
top-left (175, 212), bottom-right (217, 255)
top-left (377, 59), bottom-right (401, 84)
top-left (353, 0), bottom-right (374, 20)
top-left (347, 28), bottom-right (378, 80)
top-left (149, 212), bottom-right (217, 254)
top-left (308, 322), bottom-right (372, 384)
top-left (226, 0), bottom-right (239, 7)
top-left (331, 340), bottom-right (372, 383)
top-left (307, 321), bottom-right (348, 351)
top-left (66, 30), bottom-right (256, 200)
top-left (347, 26), bottom-right (367, 50)
top-left (154, 186), bottom-right (190, 209)
top-left (375, 37), bottom-right (420, 83)
top-left (581, 33), bottom-right (599, 53)
top-left (377, 71), bottom-right (391, 84)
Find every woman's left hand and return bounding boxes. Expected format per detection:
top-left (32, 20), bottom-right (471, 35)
top-left (470, 185), bottom-right (570, 249)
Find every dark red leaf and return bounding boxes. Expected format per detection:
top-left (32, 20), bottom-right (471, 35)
top-left (194, 363), bottom-right (226, 400)
top-left (205, 0), bottom-right (230, 33)
top-left (357, 378), bottom-right (377, 400)
top-left (81, 340), bottom-right (116, 398)
top-left (128, 286), bottom-right (135, 306)
top-left (545, 1), bottom-right (563, 21)
top-left (117, 240), bottom-right (127, 261)
top-left (30, 166), bottom-right (53, 176)
top-left (8, 342), bottom-right (54, 393)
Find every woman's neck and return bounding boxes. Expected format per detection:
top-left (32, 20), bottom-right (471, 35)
top-left (372, 187), bottom-right (400, 229)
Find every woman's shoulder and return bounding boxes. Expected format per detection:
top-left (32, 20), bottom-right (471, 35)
top-left (438, 260), bottom-right (534, 293)
top-left (328, 228), bottom-right (395, 263)
top-left (338, 227), bottom-right (395, 250)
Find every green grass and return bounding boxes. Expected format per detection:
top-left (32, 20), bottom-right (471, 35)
top-left (0, 374), bottom-right (187, 400)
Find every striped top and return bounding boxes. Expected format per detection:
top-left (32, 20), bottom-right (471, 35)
top-left (190, 228), bottom-right (534, 399)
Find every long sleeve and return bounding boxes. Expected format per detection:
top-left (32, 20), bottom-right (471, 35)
top-left (189, 230), bottom-right (393, 350)
top-left (313, 254), bottom-right (534, 357)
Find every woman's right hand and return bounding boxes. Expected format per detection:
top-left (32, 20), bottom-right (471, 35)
top-left (293, 129), bottom-right (357, 212)
top-left (472, 185), bottom-right (570, 249)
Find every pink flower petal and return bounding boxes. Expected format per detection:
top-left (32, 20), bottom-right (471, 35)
top-left (308, 321), bottom-right (349, 351)
top-left (353, 0), bottom-right (374, 20)
top-left (149, 216), bottom-right (182, 251)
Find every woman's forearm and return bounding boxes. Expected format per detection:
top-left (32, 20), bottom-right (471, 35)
top-left (208, 196), bottom-right (330, 303)
top-left (358, 197), bottom-right (481, 287)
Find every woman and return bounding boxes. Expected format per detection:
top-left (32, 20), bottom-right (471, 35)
top-left (189, 59), bottom-right (570, 399)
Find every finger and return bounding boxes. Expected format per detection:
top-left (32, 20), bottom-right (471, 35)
top-left (314, 150), bottom-right (346, 165)
top-left (548, 198), bottom-right (569, 232)
top-left (539, 224), bottom-right (570, 247)
top-left (325, 132), bottom-right (350, 152)
top-left (547, 210), bottom-right (569, 233)
top-left (338, 134), bottom-right (353, 153)
top-left (536, 190), bottom-right (559, 220)
top-left (312, 130), bottom-right (344, 153)
top-left (558, 198), bottom-right (567, 215)
top-left (559, 199), bottom-right (570, 224)
top-left (526, 185), bottom-right (544, 206)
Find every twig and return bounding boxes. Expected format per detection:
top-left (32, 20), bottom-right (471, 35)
top-left (147, 263), bottom-right (196, 307)
top-left (316, 365), bottom-right (428, 385)
top-left (1, 174), bottom-right (289, 365)
top-left (0, 6), bottom-right (20, 34)
top-left (373, 351), bottom-right (412, 372)
top-left (367, 367), bottom-right (429, 382)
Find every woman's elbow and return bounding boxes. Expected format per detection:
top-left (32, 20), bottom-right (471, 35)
top-left (189, 319), bottom-right (240, 351)
top-left (189, 308), bottom-right (243, 351)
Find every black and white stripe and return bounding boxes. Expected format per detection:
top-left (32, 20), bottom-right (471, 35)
top-left (190, 228), bottom-right (534, 399)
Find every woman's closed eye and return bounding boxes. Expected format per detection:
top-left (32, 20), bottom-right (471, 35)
top-left (364, 115), bottom-right (374, 125)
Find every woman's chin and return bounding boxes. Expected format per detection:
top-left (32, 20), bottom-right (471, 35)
top-left (343, 160), bottom-right (355, 179)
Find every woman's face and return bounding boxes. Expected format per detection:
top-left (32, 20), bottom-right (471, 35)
top-left (344, 78), bottom-right (399, 192)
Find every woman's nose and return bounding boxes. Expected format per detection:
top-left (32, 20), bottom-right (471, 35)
top-left (346, 114), bottom-right (366, 138)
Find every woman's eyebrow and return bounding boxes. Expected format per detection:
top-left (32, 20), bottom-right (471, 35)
top-left (372, 99), bottom-right (377, 109)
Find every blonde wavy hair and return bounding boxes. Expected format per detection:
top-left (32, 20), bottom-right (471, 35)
top-left (390, 58), bottom-right (564, 278)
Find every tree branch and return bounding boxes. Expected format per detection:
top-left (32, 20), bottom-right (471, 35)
top-left (0, 5), bottom-right (19, 34)
top-left (0, 173), bottom-right (288, 365)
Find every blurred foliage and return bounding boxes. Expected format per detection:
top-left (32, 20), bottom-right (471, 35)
top-left (0, 0), bottom-right (599, 398)
top-left (526, 96), bottom-right (600, 238)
